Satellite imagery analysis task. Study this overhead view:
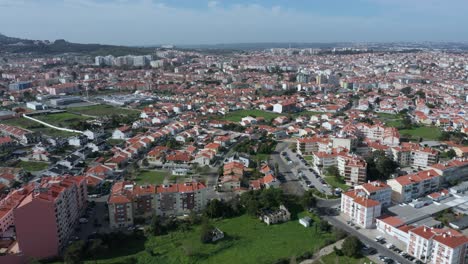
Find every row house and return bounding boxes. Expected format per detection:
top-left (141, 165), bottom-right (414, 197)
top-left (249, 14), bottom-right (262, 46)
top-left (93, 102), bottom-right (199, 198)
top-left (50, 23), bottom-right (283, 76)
top-left (249, 164), bottom-right (280, 190)
top-left (0, 124), bottom-right (41, 145)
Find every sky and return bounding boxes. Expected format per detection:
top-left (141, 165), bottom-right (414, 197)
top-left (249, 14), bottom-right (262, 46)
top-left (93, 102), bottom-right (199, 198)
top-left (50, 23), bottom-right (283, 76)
top-left (1, 0), bottom-right (468, 45)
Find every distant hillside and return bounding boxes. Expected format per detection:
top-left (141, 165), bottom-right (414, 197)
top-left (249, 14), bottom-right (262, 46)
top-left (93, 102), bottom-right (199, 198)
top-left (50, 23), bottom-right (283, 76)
top-left (0, 34), bottom-right (155, 56)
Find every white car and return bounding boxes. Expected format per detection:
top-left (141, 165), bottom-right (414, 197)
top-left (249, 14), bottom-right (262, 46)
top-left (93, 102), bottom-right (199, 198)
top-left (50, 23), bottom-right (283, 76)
top-left (79, 218), bottom-right (88, 224)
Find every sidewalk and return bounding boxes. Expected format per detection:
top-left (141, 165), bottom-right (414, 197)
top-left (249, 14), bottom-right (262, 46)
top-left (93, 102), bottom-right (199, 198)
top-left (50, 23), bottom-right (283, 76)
top-left (300, 239), bottom-right (345, 264)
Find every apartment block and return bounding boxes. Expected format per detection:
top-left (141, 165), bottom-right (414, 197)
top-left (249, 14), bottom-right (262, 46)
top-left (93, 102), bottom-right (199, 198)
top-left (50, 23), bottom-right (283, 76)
top-left (387, 170), bottom-right (440, 204)
top-left (11, 176), bottom-right (87, 259)
top-left (391, 143), bottom-right (439, 168)
top-left (108, 181), bottom-right (207, 228)
top-left (341, 189), bottom-right (382, 229)
top-left (355, 181), bottom-right (392, 207)
top-left (408, 226), bottom-right (468, 264)
top-left (337, 154), bottom-right (367, 186)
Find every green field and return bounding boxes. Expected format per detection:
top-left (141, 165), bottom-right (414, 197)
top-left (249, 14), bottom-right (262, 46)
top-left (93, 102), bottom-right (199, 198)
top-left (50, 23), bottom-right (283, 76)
top-left (316, 252), bottom-right (371, 264)
top-left (324, 176), bottom-right (350, 191)
top-left (35, 112), bottom-right (90, 126)
top-left (135, 170), bottom-right (171, 185)
top-left (399, 126), bottom-right (442, 141)
top-left (219, 110), bottom-right (281, 122)
top-left (18, 161), bottom-right (49, 172)
top-left (68, 104), bottom-right (139, 117)
top-left (85, 213), bottom-right (333, 264)
top-left (376, 113), bottom-right (403, 128)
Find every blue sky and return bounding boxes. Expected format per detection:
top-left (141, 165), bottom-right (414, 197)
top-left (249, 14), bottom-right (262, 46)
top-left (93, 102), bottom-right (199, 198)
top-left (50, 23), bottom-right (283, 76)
top-left (1, 0), bottom-right (467, 45)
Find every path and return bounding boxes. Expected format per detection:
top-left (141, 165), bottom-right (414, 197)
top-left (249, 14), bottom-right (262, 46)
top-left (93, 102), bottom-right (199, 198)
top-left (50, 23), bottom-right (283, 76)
top-left (300, 239), bottom-right (345, 264)
top-left (23, 114), bottom-right (83, 134)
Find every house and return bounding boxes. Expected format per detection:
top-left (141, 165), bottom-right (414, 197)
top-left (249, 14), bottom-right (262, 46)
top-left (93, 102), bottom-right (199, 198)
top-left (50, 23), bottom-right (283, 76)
top-left (259, 205), bottom-right (291, 225)
top-left (273, 101), bottom-right (296, 113)
top-left (112, 125), bottom-right (132, 140)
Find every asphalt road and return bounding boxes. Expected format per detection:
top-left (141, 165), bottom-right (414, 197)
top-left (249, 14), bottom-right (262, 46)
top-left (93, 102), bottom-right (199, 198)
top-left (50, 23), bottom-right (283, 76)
top-left (270, 141), bottom-right (305, 195)
top-left (323, 215), bottom-right (412, 264)
top-left (271, 141), bottom-right (332, 196)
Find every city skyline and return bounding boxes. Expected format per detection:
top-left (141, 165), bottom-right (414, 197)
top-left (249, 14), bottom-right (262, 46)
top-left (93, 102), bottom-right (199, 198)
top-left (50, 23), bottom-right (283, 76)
top-left (1, 0), bottom-right (468, 45)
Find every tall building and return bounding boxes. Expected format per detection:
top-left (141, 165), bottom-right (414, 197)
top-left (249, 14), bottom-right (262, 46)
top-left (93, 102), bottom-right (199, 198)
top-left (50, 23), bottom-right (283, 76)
top-left (108, 181), bottom-right (207, 228)
top-left (341, 189), bottom-right (382, 228)
top-left (387, 170), bottom-right (440, 203)
top-left (0, 176), bottom-right (87, 260)
top-left (407, 226), bottom-right (468, 264)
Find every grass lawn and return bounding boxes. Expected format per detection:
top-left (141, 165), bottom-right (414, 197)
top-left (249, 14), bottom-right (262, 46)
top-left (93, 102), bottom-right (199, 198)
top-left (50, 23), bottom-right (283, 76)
top-left (134, 170), bottom-right (170, 185)
top-left (18, 161), bottom-right (49, 172)
top-left (253, 153), bottom-right (270, 162)
top-left (86, 213), bottom-right (334, 264)
top-left (35, 112), bottom-right (90, 126)
top-left (304, 156), bottom-right (313, 161)
top-left (317, 252), bottom-right (371, 264)
top-left (399, 126), bottom-right (442, 141)
top-left (324, 176), bottom-right (350, 191)
top-left (219, 109), bottom-right (281, 122)
top-left (294, 111), bottom-right (326, 117)
top-left (376, 113), bottom-right (403, 128)
top-left (68, 104), bottom-right (139, 117)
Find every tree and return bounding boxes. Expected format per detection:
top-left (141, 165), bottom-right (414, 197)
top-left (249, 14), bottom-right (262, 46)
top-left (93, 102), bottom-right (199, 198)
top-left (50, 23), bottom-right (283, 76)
top-left (325, 166), bottom-right (340, 178)
top-left (204, 199), bottom-right (225, 218)
top-left (318, 219), bottom-right (331, 232)
top-left (148, 215), bottom-right (165, 236)
top-left (63, 240), bottom-right (85, 264)
top-left (142, 158), bottom-right (149, 167)
top-left (447, 149), bottom-right (457, 159)
top-left (400, 86), bottom-right (412, 96)
top-left (301, 190), bottom-right (317, 210)
top-left (245, 199), bottom-right (260, 216)
top-left (366, 150), bottom-right (398, 181)
top-left (341, 236), bottom-right (363, 257)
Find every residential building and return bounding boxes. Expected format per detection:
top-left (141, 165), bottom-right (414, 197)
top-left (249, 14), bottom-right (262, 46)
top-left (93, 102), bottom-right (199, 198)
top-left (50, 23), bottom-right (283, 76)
top-left (387, 170), bottom-right (441, 204)
top-left (108, 181), bottom-right (207, 228)
top-left (355, 181), bottom-right (392, 207)
top-left (13, 176), bottom-right (87, 259)
top-left (341, 189), bottom-right (382, 228)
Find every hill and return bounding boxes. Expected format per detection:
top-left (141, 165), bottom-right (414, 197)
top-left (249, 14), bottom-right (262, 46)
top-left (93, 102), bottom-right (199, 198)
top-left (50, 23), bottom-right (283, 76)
top-left (0, 33), bottom-right (154, 56)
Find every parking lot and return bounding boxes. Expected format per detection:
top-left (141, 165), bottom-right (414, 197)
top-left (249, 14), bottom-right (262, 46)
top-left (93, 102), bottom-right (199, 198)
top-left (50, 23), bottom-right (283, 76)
top-left (278, 143), bottom-right (332, 195)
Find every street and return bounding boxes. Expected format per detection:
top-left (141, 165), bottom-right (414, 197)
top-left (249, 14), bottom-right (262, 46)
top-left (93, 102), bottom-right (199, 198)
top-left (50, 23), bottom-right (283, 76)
top-left (322, 214), bottom-right (412, 264)
top-left (271, 141), bottom-right (332, 196)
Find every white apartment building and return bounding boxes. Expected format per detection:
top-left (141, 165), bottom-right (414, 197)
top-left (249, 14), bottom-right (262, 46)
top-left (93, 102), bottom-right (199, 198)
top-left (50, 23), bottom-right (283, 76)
top-left (355, 181), bottom-right (392, 207)
top-left (387, 170), bottom-right (440, 204)
top-left (408, 226), bottom-right (468, 264)
top-left (341, 189), bottom-right (382, 229)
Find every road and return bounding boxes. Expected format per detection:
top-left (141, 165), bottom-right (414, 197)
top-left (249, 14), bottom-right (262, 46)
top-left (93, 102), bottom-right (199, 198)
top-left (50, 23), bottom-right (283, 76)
top-left (271, 141), bottom-right (332, 196)
top-left (270, 141), bottom-right (305, 195)
top-left (322, 215), bottom-right (412, 264)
